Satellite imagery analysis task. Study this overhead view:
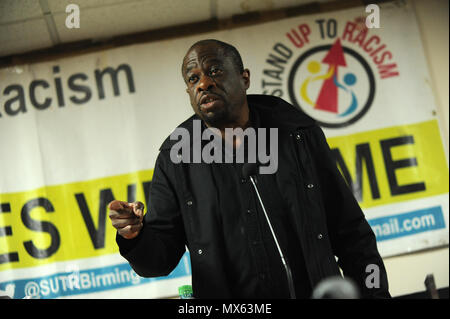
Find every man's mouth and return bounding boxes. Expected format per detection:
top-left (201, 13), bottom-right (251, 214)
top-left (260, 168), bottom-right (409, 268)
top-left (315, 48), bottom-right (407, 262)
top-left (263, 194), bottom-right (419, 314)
top-left (199, 94), bottom-right (222, 111)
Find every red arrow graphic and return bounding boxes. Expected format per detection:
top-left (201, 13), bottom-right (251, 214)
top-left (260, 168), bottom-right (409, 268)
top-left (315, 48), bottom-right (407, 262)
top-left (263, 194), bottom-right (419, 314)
top-left (315, 38), bottom-right (347, 113)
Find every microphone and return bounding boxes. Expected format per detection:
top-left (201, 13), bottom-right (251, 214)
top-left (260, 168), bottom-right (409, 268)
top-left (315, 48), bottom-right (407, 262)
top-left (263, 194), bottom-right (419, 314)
top-left (311, 276), bottom-right (359, 299)
top-left (424, 274), bottom-right (439, 299)
top-left (242, 163), bottom-right (296, 299)
top-left (242, 162), bottom-right (259, 180)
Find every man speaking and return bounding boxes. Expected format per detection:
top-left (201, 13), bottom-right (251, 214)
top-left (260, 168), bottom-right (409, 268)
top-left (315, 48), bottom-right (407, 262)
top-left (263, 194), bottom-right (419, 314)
top-left (108, 39), bottom-right (390, 299)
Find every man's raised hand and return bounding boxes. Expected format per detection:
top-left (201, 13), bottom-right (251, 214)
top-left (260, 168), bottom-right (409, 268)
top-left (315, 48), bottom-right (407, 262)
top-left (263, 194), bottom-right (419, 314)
top-left (108, 200), bottom-right (144, 239)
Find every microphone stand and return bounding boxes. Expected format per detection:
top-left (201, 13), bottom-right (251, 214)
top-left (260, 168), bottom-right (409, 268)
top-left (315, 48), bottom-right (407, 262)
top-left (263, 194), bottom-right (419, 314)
top-left (247, 174), bottom-right (297, 299)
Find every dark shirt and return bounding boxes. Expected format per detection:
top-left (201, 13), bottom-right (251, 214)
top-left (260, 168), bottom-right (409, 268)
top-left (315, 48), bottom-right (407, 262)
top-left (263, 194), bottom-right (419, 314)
top-left (204, 108), bottom-right (312, 298)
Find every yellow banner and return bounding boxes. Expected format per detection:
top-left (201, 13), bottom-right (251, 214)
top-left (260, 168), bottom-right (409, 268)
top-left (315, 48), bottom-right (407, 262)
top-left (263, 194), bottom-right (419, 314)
top-left (327, 119), bottom-right (449, 209)
top-left (0, 170), bottom-right (153, 271)
top-left (1, 120), bottom-right (448, 271)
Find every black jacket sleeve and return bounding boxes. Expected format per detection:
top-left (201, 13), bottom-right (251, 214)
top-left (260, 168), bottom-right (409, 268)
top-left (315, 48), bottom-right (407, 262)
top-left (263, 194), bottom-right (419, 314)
top-left (116, 151), bottom-right (186, 277)
top-left (309, 124), bottom-right (391, 298)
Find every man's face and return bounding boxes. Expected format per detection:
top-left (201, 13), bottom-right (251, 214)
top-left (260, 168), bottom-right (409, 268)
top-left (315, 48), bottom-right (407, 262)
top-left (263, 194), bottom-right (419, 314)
top-left (182, 43), bottom-right (250, 128)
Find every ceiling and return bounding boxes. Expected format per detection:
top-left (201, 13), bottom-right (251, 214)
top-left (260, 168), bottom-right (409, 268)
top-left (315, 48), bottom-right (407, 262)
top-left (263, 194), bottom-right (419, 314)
top-left (0, 0), bottom-right (334, 58)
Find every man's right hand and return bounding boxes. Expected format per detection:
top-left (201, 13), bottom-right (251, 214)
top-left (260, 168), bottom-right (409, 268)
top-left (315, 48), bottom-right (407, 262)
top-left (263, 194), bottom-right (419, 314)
top-left (108, 200), bottom-right (144, 239)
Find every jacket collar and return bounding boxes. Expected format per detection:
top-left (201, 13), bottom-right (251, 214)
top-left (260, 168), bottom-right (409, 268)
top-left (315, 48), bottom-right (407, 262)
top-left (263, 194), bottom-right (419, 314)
top-left (160, 94), bottom-right (316, 151)
top-left (247, 94), bottom-right (316, 130)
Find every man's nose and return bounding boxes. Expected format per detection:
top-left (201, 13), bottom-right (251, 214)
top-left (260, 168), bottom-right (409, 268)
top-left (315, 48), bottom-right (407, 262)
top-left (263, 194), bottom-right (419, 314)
top-left (197, 74), bottom-right (215, 92)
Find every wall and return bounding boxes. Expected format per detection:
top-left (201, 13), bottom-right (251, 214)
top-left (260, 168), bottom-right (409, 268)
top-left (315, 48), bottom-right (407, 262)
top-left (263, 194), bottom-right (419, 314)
top-left (382, 0), bottom-right (449, 297)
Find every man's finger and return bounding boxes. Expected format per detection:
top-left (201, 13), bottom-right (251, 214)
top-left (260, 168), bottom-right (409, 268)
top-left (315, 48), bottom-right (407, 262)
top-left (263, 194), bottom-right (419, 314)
top-left (109, 200), bottom-right (133, 212)
top-left (109, 209), bottom-right (135, 219)
top-left (108, 200), bottom-right (135, 219)
top-left (112, 217), bottom-right (141, 229)
top-left (132, 201), bottom-right (145, 218)
top-left (117, 223), bottom-right (143, 238)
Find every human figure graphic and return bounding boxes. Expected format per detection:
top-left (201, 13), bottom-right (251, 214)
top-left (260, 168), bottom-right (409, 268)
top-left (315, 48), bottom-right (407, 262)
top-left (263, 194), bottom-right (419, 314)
top-left (333, 72), bottom-right (358, 117)
top-left (300, 60), bottom-right (335, 108)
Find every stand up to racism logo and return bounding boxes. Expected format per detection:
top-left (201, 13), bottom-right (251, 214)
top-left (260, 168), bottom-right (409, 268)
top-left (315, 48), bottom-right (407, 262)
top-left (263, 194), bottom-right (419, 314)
top-left (261, 17), bottom-right (399, 128)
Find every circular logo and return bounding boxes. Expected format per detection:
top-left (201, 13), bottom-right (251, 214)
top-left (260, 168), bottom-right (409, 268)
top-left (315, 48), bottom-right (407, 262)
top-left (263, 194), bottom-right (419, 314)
top-left (288, 41), bottom-right (375, 128)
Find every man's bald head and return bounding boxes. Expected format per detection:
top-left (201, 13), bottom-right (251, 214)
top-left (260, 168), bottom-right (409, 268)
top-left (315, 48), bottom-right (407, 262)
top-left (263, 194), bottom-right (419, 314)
top-left (181, 39), bottom-right (244, 76)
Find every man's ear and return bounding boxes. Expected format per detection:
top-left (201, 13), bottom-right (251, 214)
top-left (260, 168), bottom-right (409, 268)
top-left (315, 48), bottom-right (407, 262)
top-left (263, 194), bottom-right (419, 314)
top-left (242, 68), bottom-right (250, 89)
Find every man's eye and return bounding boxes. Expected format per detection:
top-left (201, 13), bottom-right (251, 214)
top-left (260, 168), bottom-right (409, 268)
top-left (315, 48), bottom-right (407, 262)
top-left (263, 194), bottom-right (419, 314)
top-left (209, 67), bottom-right (222, 76)
top-left (188, 75), bottom-right (198, 83)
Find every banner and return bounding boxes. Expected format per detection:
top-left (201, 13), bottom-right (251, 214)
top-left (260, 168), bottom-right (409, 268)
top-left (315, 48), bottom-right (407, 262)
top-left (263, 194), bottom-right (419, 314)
top-left (0, 1), bottom-right (448, 298)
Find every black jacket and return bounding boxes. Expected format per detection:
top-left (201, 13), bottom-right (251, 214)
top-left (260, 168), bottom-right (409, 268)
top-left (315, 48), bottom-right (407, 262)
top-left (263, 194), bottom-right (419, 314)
top-left (117, 94), bottom-right (390, 298)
